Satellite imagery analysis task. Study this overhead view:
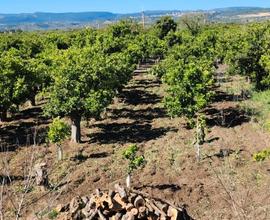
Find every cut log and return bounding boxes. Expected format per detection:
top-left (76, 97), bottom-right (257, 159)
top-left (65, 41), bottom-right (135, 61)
top-left (113, 212), bottom-right (123, 220)
top-left (113, 193), bottom-right (128, 209)
top-left (109, 189), bottom-right (116, 198)
top-left (128, 193), bottom-right (137, 204)
top-left (70, 196), bottom-right (84, 214)
top-left (98, 210), bottom-right (106, 220)
top-left (154, 201), bottom-right (168, 213)
top-left (130, 208), bottom-right (139, 216)
top-left (81, 196), bottom-right (89, 205)
top-left (115, 183), bottom-right (127, 199)
top-left (82, 207), bottom-right (96, 218)
top-left (138, 206), bottom-right (146, 219)
top-left (160, 215), bottom-right (167, 220)
top-left (126, 203), bottom-right (134, 211)
top-left (95, 188), bottom-right (102, 197)
top-left (145, 203), bottom-right (154, 213)
top-left (139, 206), bottom-right (146, 213)
top-left (134, 195), bottom-right (145, 208)
top-left (145, 199), bottom-right (166, 216)
top-left (54, 183), bottom-right (191, 220)
top-left (123, 212), bottom-right (135, 220)
top-left (132, 189), bottom-right (183, 213)
top-left (167, 206), bottom-right (179, 220)
top-left (88, 209), bottom-right (98, 220)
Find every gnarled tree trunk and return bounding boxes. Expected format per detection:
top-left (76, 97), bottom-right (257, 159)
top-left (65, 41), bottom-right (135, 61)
top-left (71, 114), bottom-right (81, 143)
top-left (29, 95), bottom-right (36, 107)
top-left (0, 109), bottom-right (7, 122)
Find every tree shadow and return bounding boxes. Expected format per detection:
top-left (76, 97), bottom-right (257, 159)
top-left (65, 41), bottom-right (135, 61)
top-left (213, 91), bottom-right (249, 103)
top-left (0, 122), bottom-right (49, 152)
top-left (88, 121), bottom-right (177, 144)
top-left (203, 149), bottom-right (243, 160)
top-left (206, 137), bottom-right (220, 143)
top-left (89, 152), bottom-right (110, 158)
top-left (118, 89), bottom-right (162, 106)
top-left (108, 107), bottom-right (167, 122)
top-left (205, 107), bottom-right (250, 128)
top-left (132, 78), bottom-right (161, 86)
top-left (0, 175), bottom-right (25, 185)
top-left (135, 184), bottom-right (181, 192)
top-left (129, 84), bottom-right (160, 90)
top-left (13, 106), bottom-right (46, 121)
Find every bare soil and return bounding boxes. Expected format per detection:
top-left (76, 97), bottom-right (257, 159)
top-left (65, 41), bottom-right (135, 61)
top-left (1, 64), bottom-right (270, 220)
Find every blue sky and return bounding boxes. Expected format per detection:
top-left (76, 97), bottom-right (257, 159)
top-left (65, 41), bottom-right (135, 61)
top-left (1, 0), bottom-right (270, 14)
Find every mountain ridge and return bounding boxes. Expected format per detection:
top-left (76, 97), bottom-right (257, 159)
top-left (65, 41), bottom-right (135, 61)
top-left (1, 7), bottom-right (270, 31)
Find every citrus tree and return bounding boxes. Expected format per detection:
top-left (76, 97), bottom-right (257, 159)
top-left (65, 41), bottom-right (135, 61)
top-left (48, 117), bottom-right (70, 161)
top-left (44, 47), bottom-right (134, 143)
top-left (122, 144), bottom-right (145, 188)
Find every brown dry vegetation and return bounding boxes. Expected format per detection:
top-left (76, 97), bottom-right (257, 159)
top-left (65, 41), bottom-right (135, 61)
top-left (1, 64), bottom-right (270, 220)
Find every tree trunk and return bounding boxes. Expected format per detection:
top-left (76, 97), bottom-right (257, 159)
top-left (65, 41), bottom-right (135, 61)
top-left (195, 142), bottom-right (200, 162)
top-left (196, 118), bottom-right (200, 162)
top-left (0, 110), bottom-right (7, 122)
top-left (71, 114), bottom-right (81, 143)
top-left (57, 144), bottom-right (63, 161)
top-left (29, 95), bottom-right (36, 107)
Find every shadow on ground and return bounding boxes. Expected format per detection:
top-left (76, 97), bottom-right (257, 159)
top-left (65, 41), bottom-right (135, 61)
top-left (0, 175), bottom-right (25, 185)
top-left (0, 122), bottom-right (49, 152)
top-left (108, 107), bottom-right (166, 122)
top-left (88, 66), bottom-right (173, 144)
top-left (135, 183), bottom-right (181, 192)
top-left (89, 121), bottom-right (177, 144)
top-left (205, 106), bottom-right (250, 128)
top-left (213, 91), bottom-right (250, 103)
top-left (119, 89), bottom-right (162, 106)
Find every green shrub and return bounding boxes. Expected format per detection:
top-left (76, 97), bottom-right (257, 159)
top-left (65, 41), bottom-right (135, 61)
top-left (48, 209), bottom-right (58, 219)
top-left (253, 148), bottom-right (270, 162)
top-left (123, 144), bottom-right (145, 174)
top-left (241, 90), bottom-right (270, 130)
top-left (48, 117), bottom-right (70, 160)
top-left (122, 144), bottom-right (145, 188)
top-left (48, 117), bottom-right (70, 144)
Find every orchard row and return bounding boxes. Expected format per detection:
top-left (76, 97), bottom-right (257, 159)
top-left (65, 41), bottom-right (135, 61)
top-left (1, 16), bottom-right (270, 142)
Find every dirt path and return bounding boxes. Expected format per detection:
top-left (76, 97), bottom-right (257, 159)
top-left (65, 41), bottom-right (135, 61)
top-left (87, 63), bottom-right (175, 145)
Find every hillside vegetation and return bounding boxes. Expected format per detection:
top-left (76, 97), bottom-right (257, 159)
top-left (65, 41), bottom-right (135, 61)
top-left (1, 16), bottom-right (270, 219)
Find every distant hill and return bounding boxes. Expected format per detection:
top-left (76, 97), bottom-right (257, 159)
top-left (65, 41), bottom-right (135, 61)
top-left (1, 7), bottom-right (270, 31)
top-left (0, 12), bottom-right (118, 24)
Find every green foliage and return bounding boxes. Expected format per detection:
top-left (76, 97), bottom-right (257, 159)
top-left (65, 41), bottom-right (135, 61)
top-left (48, 117), bottom-right (70, 144)
top-left (123, 144), bottom-right (145, 174)
top-left (47, 209), bottom-right (58, 220)
top-left (0, 32), bottom-right (50, 119)
top-left (253, 148), bottom-right (270, 161)
top-left (195, 114), bottom-right (206, 144)
top-left (154, 16), bottom-right (177, 39)
top-left (154, 40), bottom-right (215, 121)
top-left (43, 47), bottom-right (134, 121)
top-left (180, 13), bottom-right (206, 36)
top-left (5, 19), bottom-right (270, 145)
top-left (219, 22), bottom-right (270, 90)
top-left (241, 89), bottom-right (270, 130)
top-left (164, 60), bottom-right (213, 119)
top-left (150, 25), bottom-right (221, 126)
